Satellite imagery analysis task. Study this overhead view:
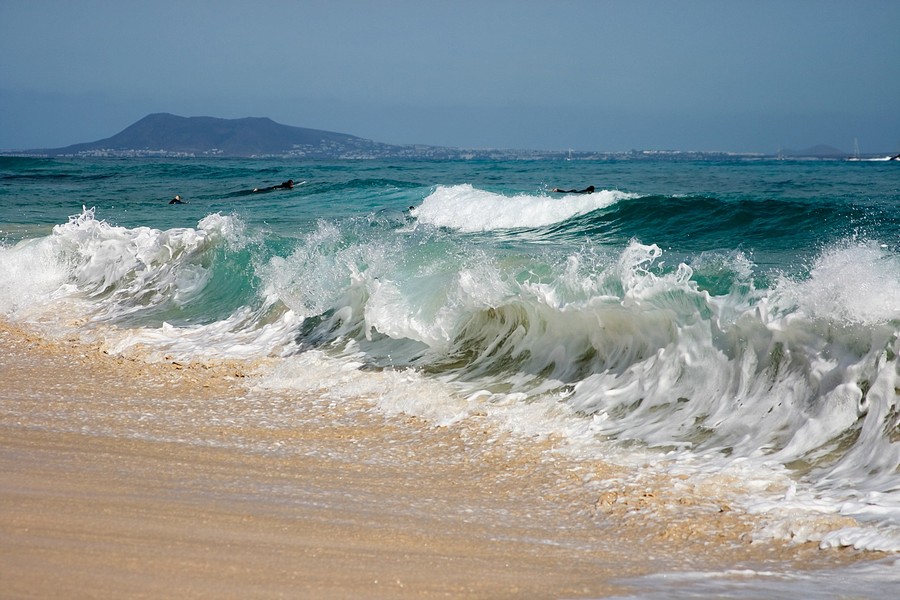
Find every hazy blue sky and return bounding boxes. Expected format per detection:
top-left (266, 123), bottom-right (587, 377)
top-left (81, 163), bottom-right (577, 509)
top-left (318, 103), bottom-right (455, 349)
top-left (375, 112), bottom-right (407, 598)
top-left (2, 0), bottom-right (898, 153)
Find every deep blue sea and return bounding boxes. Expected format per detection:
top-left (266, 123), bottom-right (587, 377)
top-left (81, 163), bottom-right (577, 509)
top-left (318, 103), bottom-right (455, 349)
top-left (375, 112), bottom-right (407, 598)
top-left (2, 156), bottom-right (899, 594)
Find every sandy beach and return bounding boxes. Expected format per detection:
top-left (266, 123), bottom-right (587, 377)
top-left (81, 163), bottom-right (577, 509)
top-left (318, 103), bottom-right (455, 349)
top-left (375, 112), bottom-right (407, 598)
top-left (0, 320), bottom-right (875, 598)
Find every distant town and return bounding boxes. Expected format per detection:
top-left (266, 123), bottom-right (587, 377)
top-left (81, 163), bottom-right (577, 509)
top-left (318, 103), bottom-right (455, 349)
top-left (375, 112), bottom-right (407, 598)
top-left (8, 146), bottom-right (777, 162)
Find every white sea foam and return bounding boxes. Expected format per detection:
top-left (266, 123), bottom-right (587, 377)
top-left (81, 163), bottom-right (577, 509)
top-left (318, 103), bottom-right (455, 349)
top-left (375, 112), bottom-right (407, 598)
top-left (611, 557), bottom-right (900, 599)
top-left (46, 208), bottom-right (246, 310)
top-left (0, 207), bottom-right (284, 353)
top-left (773, 241), bottom-right (900, 325)
top-left (256, 347), bottom-right (474, 427)
top-left (410, 184), bottom-right (634, 231)
top-left (0, 233), bottom-right (70, 319)
top-left (97, 304), bottom-right (302, 362)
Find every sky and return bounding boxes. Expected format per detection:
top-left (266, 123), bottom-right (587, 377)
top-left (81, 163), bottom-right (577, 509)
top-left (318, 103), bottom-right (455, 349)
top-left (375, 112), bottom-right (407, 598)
top-left (1, 0), bottom-right (898, 154)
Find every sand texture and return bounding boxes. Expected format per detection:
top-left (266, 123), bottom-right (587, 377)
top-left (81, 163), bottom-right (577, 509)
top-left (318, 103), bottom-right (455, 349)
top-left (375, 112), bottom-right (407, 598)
top-left (0, 321), bottom-right (872, 598)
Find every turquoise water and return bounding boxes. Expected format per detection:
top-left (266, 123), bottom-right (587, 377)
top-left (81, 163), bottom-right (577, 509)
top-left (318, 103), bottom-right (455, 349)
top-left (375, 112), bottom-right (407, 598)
top-left (2, 156), bottom-right (900, 591)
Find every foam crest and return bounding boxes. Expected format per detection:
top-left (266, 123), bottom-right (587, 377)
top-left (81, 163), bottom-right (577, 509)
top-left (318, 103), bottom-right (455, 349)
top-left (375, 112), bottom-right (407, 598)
top-left (411, 184), bottom-right (631, 232)
top-left (99, 302), bottom-right (302, 362)
top-left (364, 251), bottom-right (515, 351)
top-left (0, 236), bottom-right (70, 318)
top-left (0, 207), bottom-right (254, 327)
top-left (260, 221), bottom-right (351, 319)
top-left (773, 241), bottom-right (900, 325)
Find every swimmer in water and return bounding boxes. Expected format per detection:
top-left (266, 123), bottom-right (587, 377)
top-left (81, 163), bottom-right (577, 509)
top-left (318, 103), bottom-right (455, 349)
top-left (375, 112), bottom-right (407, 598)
top-left (169, 195), bottom-right (187, 204)
top-left (252, 179), bottom-right (295, 193)
top-left (551, 186), bottom-right (595, 194)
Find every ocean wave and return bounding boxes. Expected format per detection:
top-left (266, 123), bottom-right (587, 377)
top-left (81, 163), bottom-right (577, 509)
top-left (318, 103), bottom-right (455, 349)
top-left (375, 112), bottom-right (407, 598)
top-left (410, 184), bottom-right (636, 231)
top-left (0, 206), bottom-right (261, 324)
top-left (266, 232), bottom-right (900, 550)
top-left (264, 205), bottom-right (887, 551)
top-left (3, 203), bottom-right (899, 552)
top-left (264, 228), bottom-right (897, 472)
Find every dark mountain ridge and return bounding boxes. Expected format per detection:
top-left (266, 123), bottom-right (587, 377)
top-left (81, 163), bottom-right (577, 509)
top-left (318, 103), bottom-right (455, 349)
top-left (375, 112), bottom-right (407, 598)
top-left (40, 113), bottom-right (402, 158)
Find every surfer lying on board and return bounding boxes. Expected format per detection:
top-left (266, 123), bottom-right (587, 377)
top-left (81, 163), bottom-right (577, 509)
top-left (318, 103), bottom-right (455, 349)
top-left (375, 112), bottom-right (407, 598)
top-left (252, 179), bottom-right (294, 193)
top-left (169, 195), bottom-right (187, 204)
top-left (551, 185), bottom-right (595, 194)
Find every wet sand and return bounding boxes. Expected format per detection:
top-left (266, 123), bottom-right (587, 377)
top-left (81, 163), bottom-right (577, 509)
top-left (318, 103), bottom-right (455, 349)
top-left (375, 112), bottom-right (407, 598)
top-left (0, 321), bottom-right (872, 598)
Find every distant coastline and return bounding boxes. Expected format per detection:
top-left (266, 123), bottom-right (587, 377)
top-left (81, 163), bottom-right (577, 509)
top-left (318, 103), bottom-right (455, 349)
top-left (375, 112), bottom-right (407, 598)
top-left (0, 113), bottom-right (892, 161)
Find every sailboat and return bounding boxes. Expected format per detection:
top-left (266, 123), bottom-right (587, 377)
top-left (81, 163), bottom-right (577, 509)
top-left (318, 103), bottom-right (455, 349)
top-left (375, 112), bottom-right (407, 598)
top-left (847, 137), bottom-right (900, 162)
top-left (847, 138), bottom-right (861, 161)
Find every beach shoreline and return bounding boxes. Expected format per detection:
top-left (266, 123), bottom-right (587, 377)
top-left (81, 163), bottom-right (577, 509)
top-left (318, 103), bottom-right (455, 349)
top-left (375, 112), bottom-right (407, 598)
top-left (0, 320), bottom-right (878, 598)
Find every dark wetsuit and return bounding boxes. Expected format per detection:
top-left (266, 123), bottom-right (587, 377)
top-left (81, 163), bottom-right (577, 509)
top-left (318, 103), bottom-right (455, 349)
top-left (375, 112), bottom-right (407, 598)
top-left (551, 185), bottom-right (594, 194)
top-left (253, 179), bottom-right (294, 192)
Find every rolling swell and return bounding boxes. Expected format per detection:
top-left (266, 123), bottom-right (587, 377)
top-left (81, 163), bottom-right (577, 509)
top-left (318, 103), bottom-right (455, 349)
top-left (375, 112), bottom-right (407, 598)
top-left (545, 194), bottom-right (899, 255)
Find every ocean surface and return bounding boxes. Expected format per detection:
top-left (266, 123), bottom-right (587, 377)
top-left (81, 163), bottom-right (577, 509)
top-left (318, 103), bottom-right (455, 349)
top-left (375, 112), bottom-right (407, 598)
top-left (2, 155), bottom-right (900, 594)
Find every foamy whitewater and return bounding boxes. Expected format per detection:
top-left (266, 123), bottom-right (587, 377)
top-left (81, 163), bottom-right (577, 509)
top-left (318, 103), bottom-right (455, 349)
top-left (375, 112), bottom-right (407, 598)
top-left (2, 156), bottom-right (899, 593)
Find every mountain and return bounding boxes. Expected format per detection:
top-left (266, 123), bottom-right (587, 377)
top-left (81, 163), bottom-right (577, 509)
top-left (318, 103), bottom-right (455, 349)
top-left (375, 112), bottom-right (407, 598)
top-left (28, 113), bottom-right (589, 160)
top-left (40, 113), bottom-right (403, 158)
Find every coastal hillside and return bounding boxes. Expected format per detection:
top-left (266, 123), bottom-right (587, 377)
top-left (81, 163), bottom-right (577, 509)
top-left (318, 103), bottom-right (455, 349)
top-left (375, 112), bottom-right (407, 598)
top-left (34, 113), bottom-right (562, 160)
top-left (41, 113), bottom-right (402, 159)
